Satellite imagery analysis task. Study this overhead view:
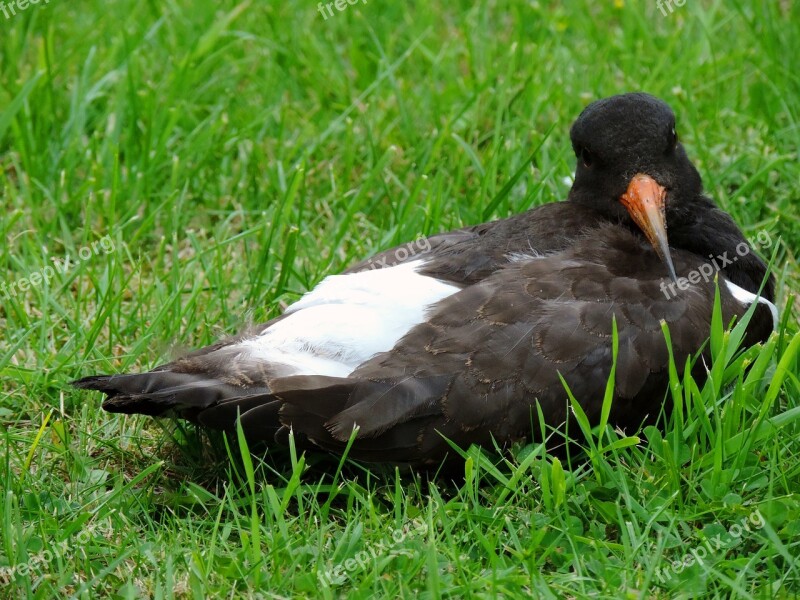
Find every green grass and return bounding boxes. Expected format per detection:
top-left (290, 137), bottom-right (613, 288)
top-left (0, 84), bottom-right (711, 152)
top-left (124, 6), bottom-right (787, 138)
top-left (1, 0), bottom-right (799, 597)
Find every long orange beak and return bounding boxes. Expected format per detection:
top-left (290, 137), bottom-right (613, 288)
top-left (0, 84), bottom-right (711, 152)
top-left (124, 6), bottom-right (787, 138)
top-left (620, 173), bottom-right (678, 283)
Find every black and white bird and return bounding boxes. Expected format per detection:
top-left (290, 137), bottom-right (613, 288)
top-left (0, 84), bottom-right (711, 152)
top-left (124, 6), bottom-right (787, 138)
top-left (73, 93), bottom-right (777, 467)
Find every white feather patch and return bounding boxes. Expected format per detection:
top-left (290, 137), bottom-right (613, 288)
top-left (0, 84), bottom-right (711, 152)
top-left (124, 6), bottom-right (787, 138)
top-left (724, 280), bottom-right (779, 330)
top-left (505, 249), bottom-right (549, 263)
top-left (236, 260), bottom-right (459, 376)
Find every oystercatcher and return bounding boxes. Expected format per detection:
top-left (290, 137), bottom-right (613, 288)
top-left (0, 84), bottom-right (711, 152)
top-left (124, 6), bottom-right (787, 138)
top-left (73, 93), bottom-right (777, 466)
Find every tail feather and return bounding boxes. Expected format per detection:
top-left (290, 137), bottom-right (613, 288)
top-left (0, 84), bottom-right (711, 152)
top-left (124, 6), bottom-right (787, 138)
top-left (71, 372), bottom-right (269, 423)
top-left (73, 370), bottom-right (456, 465)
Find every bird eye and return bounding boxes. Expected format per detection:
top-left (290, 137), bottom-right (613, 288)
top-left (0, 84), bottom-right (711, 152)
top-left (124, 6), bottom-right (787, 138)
top-left (580, 147), bottom-right (593, 168)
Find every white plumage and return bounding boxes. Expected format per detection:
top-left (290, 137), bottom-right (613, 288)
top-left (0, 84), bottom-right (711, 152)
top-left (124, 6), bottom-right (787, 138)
top-left (235, 260), bottom-right (460, 377)
top-left (724, 279), bottom-right (779, 330)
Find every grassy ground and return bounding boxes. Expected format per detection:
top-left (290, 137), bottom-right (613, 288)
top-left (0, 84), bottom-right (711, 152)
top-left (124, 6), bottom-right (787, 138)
top-left (1, 0), bottom-right (799, 597)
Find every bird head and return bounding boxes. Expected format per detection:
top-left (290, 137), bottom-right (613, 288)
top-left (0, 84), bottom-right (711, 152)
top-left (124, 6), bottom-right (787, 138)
top-left (568, 92), bottom-right (704, 283)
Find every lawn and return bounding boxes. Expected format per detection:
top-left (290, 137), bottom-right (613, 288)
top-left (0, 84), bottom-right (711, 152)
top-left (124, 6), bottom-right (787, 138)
top-left (1, 0), bottom-right (799, 597)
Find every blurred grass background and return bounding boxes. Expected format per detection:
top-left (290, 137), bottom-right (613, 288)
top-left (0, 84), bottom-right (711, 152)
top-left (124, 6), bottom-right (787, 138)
top-left (1, 0), bottom-right (798, 597)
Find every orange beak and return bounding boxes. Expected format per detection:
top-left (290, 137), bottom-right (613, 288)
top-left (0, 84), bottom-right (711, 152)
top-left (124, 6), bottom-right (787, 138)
top-left (620, 173), bottom-right (678, 283)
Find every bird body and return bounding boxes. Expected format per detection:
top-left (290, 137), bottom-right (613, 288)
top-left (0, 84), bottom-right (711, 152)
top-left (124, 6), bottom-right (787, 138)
top-left (73, 93), bottom-right (777, 467)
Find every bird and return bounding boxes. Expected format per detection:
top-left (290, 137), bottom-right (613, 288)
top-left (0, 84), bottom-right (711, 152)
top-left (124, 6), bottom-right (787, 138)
top-left (72, 92), bottom-right (778, 468)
